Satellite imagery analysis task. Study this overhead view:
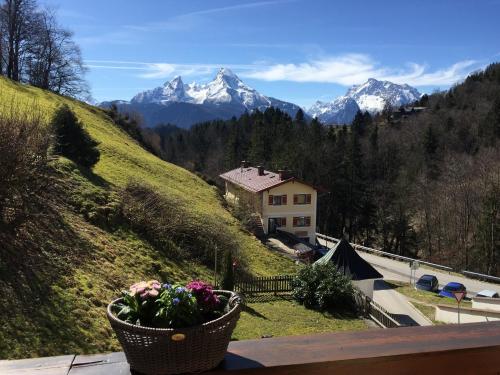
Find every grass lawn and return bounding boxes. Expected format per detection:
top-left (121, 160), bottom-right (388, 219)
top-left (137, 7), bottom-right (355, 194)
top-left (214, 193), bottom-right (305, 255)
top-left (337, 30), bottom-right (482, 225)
top-left (385, 280), bottom-right (470, 323)
top-left (232, 299), bottom-right (368, 340)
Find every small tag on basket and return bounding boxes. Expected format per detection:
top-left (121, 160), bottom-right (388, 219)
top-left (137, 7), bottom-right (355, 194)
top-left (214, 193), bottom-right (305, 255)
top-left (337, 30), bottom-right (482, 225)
top-left (171, 333), bottom-right (186, 341)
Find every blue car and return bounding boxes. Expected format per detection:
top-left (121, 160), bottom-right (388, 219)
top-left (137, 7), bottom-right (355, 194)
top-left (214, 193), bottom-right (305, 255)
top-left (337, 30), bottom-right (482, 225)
top-left (439, 282), bottom-right (466, 299)
top-left (416, 274), bottom-right (439, 292)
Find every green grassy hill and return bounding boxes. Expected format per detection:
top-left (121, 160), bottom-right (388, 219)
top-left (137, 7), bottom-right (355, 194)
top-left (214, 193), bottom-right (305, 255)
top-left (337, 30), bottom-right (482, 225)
top-left (0, 78), bottom-right (296, 359)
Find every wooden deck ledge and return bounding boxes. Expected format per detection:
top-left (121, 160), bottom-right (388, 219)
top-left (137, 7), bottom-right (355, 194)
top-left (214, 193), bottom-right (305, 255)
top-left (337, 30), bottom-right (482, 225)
top-left (2, 322), bottom-right (500, 374)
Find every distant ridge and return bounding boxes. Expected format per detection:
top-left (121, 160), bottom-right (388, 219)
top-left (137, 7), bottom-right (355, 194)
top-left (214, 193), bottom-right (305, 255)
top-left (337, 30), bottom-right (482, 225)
top-left (307, 78), bottom-right (421, 125)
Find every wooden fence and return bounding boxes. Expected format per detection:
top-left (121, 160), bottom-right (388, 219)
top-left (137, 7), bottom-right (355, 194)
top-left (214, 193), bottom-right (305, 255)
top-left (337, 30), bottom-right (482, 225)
top-left (352, 288), bottom-right (401, 328)
top-left (235, 275), bottom-right (295, 295)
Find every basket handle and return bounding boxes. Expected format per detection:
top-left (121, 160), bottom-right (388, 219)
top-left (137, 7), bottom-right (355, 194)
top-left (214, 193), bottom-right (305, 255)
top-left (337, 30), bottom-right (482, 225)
top-left (229, 293), bottom-right (243, 307)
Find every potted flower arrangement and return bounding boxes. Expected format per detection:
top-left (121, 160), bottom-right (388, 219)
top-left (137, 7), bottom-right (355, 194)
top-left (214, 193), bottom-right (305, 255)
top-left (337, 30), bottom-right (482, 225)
top-left (107, 280), bottom-right (241, 375)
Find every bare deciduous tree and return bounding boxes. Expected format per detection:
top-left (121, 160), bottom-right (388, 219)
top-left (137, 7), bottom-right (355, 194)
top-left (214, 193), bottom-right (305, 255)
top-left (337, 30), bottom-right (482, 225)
top-left (0, 1), bottom-right (88, 98)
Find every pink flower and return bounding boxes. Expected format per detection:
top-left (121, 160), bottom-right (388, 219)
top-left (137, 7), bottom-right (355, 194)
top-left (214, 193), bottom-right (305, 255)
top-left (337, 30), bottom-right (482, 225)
top-left (130, 281), bottom-right (148, 296)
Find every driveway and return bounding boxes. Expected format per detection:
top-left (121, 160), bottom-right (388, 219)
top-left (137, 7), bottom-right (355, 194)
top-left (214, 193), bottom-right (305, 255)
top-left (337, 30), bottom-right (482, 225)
top-left (372, 280), bottom-right (432, 326)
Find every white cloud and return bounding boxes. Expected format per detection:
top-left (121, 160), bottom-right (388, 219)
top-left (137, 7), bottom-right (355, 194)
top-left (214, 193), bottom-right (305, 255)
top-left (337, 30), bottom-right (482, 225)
top-left (85, 55), bottom-right (484, 87)
top-left (243, 54), bottom-right (482, 87)
top-left (84, 60), bottom-right (256, 79)
top-left (125, 0), bottom-right (296, 32)
top-left (382, 60), bottom-right (480, 86)
top-left (139, 63), bottom-right (215, 79)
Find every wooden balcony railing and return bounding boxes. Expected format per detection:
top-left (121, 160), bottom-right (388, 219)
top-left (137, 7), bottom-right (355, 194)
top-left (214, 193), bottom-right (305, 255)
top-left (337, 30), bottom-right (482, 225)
top-left (2, 321), bottom-right (500, 374)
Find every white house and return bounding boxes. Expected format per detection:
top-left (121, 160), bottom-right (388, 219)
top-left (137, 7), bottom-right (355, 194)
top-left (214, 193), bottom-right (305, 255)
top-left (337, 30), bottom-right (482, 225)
top-left (220, 162), bottom-right (318, 244)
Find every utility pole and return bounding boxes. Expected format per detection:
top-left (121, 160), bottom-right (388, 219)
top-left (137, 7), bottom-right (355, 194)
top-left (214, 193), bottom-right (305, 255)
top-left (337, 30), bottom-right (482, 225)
top-left (214, 245), bottom-right (218, 288)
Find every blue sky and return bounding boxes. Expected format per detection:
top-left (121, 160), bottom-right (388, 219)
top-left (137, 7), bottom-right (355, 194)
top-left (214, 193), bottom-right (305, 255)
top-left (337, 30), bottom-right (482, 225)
top-left (41, 0), bottom-right (500, 108)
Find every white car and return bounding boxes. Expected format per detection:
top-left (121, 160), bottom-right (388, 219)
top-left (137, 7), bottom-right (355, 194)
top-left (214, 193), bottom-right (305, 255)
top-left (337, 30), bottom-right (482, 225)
top-left (475, 290), bottom-right (499, 298)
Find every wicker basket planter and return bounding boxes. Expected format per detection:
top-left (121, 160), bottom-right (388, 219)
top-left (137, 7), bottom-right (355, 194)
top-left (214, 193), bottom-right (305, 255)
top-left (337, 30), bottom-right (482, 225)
top-left (107, 291), bottom-right (242, 375)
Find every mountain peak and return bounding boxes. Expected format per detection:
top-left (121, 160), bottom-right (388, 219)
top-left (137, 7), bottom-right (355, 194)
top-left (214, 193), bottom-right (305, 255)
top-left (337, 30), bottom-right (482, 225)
top-left (214, 67), bottom-right (242, 88)
top-left (164, 75), bottom-right (184, 88)
top-left (346, 78), bottom-right (421, 113)
top-left (167, 75), bottom-right (183, 84)
top-left (216, 67), bottom-right (238, 79)
top-left (306, 79), bottom-right (420, 123)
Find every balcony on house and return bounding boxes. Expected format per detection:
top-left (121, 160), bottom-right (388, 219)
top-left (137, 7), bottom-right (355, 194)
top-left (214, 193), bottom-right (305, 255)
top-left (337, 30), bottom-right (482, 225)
top-left (2, 321), bottom-right (500, 374)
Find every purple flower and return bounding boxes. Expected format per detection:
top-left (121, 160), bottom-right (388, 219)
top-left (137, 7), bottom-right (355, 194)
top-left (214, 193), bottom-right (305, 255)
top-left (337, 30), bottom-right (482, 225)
top-left (163, 283), bottom-right (172, 289)
top-left (186, 280), bottom-right (219, 309)
top-left (175, 287), bottom-right (185, 293)
top-left (172, 298), bottom-right (180, 305)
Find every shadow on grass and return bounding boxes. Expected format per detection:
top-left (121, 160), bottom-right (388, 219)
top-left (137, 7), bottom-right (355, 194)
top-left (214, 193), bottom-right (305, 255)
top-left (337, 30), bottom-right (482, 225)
top-left (243, 293), bottom-right (294, 304)
top-left (320, 306), bottom-right (360, 320)
top-left (241, 305), bottom-right (269, 320)
top-left (76, 164), bottom-right (110, 189)
top-left (0, 197), bottom-right (101, 359)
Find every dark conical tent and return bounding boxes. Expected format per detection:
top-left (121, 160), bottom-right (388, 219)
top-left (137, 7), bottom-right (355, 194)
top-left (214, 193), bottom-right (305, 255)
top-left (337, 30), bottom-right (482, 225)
top-left (314, 239), bottom-right (383, 280)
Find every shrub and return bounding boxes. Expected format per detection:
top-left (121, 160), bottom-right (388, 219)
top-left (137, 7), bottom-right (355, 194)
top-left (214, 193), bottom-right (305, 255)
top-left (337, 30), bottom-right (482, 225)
top-left (119, 181), bottom-right (243, 268)
top-left (52, 105), bottom-right (100, 168)
top-left (292, 263), bottom-right (355, 311)
top-left (0, 104), bottom-right (52, 229)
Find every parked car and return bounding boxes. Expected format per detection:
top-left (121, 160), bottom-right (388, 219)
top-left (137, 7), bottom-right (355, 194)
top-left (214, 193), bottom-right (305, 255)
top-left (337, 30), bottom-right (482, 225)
top-left (416, 274), bottom-right (439, 292)
top-left (475, 290), bottom-right (499, 298)
top-left (439, 282), bottom-right (466, 298)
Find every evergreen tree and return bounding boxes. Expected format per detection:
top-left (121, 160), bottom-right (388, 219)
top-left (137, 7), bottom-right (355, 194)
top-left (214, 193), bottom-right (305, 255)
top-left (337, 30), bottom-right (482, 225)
top-left (418, 94), bottom-right (429, 107)
top-left (221, 249), bottom-right (235, 291)
top-left (51, 105), bottom-right (100, 168)
top-left (294, 108), bottom-right (305, 124)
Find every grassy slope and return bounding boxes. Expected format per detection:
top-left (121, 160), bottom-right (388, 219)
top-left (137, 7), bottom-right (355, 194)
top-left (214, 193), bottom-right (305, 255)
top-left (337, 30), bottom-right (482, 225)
top-left (0, 78), bottom-right (296, 359)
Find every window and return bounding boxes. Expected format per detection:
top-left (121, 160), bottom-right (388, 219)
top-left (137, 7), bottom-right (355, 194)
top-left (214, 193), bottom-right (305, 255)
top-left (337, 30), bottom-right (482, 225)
top-left (274, 217), bottom-right (287, 227)
top-left (293, 216), bottom-right (311, 227)
top-left (268, 194), bottom-right (287, 205)
top-left (293, 194), bottom-right (311, 205)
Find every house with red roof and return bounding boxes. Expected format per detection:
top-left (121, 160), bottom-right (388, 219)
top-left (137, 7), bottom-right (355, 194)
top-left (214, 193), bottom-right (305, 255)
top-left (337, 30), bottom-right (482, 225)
top-left (219, 161), bottom-right (317, 244)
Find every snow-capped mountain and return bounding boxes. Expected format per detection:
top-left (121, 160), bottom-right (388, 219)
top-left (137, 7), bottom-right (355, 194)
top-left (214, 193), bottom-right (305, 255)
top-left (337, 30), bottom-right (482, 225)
top-left (308, 96), bottom-right (360, 125)
top-left (131, 76), bottom-right (190, 104)
top-left (131, 68), bottom-right (272, 109)
top-left (110, 68), bottom-right (303, 127)
top-left (346, 78), bottom-right (421, 114)
top-left (306, 78), bottom-right (421, 124)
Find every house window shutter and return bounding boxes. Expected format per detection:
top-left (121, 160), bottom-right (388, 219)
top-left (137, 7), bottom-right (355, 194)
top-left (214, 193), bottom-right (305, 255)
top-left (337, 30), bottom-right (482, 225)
top-left (268, 195), bottom-right (273, 205)
top-left (306, 194), bottom-right (311, 204)
top-left (293, 195), bottom-right (298, 204)
top-left (282, 217), bottom-right (286, 227)
top-left (282, 195), bottom-right (287, 205)
top-left (305, 217), bottom-right (311, 226)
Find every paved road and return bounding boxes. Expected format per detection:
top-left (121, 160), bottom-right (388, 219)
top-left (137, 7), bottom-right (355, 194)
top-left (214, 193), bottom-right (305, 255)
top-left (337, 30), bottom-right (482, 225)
top-left (357, 251), bottom-right (500, 295)
top-left (317, 238), bottom-right (500, 295)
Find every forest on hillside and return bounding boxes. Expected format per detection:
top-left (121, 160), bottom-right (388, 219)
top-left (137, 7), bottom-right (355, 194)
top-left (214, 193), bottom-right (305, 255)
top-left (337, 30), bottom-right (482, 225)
top-left (140, 63), bottom-right (500, 276)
